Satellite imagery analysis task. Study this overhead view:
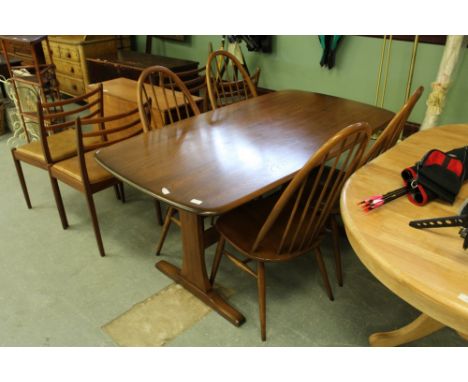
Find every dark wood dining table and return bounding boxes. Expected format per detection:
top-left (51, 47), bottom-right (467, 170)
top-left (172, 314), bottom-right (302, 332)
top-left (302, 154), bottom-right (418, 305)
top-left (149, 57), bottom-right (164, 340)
top-left (95, 90), bottom-right (394, 326)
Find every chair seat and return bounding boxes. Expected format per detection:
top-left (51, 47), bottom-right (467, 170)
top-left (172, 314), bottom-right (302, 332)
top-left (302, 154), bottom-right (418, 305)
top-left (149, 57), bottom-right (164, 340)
top-left (216, 193), bottom-right (322, 262)
top-left (15, 130), bottom-right (99, 164)
top-left (15, 130), bottom-right (77, 163)
top-left (51, 150), bottom-right (113, 185)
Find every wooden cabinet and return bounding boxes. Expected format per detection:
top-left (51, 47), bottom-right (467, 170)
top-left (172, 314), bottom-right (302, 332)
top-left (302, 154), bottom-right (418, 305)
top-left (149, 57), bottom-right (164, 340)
top-left (1, 35), bottom-right (46, 66)
top-left (43, 36), bottom-right (122, 96)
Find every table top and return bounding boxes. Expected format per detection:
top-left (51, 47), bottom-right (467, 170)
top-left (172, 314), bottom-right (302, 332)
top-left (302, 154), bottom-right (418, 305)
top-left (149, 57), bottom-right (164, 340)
top-left (341, 124), bottom-right (468, 334)
top-left (96, 90), bottom-right (393, 215)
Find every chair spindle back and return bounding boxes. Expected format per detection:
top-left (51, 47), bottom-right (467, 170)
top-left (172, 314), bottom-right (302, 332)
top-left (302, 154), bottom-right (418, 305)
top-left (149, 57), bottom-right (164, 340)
top-left (206, 50), bottom-right (258, 110)
top-left (137, 65), bottom-right (200, 131)
top-left (252, 122), bottom-right (372, 256)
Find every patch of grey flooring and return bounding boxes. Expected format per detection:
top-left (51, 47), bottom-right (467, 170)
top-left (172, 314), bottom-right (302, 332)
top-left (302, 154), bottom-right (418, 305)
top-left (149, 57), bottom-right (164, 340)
top-left (0, 133), bottom-right (465, 346)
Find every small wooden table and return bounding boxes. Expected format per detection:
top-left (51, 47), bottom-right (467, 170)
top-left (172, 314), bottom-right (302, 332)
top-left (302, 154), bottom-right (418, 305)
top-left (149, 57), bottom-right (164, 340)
top-left (96, 90), bottom-right (394, 326)
top-left (88, 77), bottom-right (202, 129)
top-left (341, 124), bottom-right (468, 346)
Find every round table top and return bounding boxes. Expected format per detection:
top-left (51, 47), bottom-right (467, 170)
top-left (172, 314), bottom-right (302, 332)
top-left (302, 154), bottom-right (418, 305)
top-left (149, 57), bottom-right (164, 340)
top-left (341, 124), bottom-right (468, 334)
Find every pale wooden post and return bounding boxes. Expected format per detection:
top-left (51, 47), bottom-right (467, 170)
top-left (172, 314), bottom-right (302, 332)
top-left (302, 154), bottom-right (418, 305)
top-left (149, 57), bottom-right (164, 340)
top-left (420, 35), bottom-right (467, 130)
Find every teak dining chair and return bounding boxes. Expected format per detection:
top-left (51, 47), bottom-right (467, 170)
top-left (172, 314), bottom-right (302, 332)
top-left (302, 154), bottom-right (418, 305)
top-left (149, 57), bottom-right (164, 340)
top-left (11, 85), bottom-right (104, 215)
top-left (137, 65), bottom-right (201, 254)
top-left (49, 106), bottom-right (145, 257)
top-left (206, 50), bottom-right (258, 110)
top-left (210, 122), bottom-right (372, 341)
top-left (329, 86), bottom-right (424, 287)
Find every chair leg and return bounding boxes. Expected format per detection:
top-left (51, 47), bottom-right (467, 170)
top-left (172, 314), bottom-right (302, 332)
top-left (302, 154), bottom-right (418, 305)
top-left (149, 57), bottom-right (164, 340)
top-left (154, 199), bottom-right (163, 226)
top-left (84, 190), bottom-right (105, 257)
top-left (155, 206), bottom-right (175, 255)
top-left (49, 175), bottom-right (69, 229)
top-left (330, 214), bottom-right (343, 287)
top-left (209, 236), bottom-right (225, 284)
top-left (257, 261), bottom-right (267, 341)
top-left (113, 184), bottom-right (121, 201)
top-left (11, 152), bottom-right (32, 209)
top-left (314, 247), bottom-right (334, 301)
top-left (119, 182), bottom-right (126, 203)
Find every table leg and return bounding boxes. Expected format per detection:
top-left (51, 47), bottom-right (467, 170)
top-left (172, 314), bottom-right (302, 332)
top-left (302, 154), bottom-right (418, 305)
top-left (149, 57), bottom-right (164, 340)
top-left (369, 313), bottom-right (444, 346)
top-left (156, 209), bottom-right (245, 327)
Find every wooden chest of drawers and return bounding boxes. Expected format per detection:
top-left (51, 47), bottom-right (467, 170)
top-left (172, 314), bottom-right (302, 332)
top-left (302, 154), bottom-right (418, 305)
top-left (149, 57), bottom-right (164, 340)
top-left (43, 36), bottom-right (122, 96)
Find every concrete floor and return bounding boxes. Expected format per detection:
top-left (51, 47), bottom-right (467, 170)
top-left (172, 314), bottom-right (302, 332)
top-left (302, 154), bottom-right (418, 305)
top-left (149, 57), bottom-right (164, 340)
top-left (0, 132), bottom-right (466, 346)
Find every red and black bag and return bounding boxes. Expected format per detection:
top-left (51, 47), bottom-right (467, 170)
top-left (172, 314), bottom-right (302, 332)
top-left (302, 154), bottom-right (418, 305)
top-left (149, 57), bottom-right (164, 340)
top-left (402, 147), bottom-right (467, 206)
top-left (360, 146), bottom-right (468, 211)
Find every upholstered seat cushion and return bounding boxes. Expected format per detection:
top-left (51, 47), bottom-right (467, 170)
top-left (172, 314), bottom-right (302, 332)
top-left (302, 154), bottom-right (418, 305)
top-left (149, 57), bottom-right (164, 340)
top-left (51, 150), bottom-right (113, 185)
top-left (15, 130), bottom-right (100, 164)
top-left (15, 130), bottom-right (77, 163)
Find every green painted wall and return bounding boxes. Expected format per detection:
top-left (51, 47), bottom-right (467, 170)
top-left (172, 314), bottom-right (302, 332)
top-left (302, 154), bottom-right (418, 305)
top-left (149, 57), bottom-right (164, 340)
top-left (136, 35), bottom-right (467, 125)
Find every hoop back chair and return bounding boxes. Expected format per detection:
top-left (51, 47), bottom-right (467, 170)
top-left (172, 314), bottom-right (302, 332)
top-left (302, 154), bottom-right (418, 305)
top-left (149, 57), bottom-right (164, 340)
top-left (49, 105), bottom-right (147, 257)
top-left (329, 86), bottom-right (424, 287)
top-left (11, 84), bottom-right (104, 214)
top-left (210, 122), bottom-right (372, 340)
top-left (137, 65), bottom-right (201, 132)
top-left (167, 64), bottom-right (260, 112)
top-left (206, 50), bottom-right (258, 110)
top-left (137, 66), bottom-right (201, 253)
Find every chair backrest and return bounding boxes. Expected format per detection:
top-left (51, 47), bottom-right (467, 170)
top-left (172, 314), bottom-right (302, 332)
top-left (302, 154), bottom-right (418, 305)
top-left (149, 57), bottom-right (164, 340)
top-left (361, 86), bottom-right (423, 165)
top-left (75, 105), bottom-right (146, 186)
top-left (252, 122), bottom-right (372, 256)
top-left (171, 65), bottom-right (207, 95)
top-left (37, 84), bottom-right (104, 164)
top-left (137, 65), bottom-right (201, 132)
top-left (160, 65), bottom-right (209, 112)
top-left (250, 67), bottom-right (261, 88)
top-left (206, 50), bottom-right (258, 110)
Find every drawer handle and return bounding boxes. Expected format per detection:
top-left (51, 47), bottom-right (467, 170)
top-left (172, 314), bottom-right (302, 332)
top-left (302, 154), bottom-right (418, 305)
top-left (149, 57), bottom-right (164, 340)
top-left (72, 85), bottom-right (77, 90)
top-left (66, 53), bottom-right (71, 59)
top-left (70, 68), bottom-right (75, 73)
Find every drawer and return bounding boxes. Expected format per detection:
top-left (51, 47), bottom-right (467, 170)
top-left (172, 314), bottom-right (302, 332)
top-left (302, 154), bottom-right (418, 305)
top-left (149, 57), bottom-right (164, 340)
top-left (54, 59), bottom-right (83, 78)
top-left (47, 42), bottom-right (61, 61)
top-left (59, 46), bottom-right (80, 62)
top-left (56, 73), bottom-right (85, 96)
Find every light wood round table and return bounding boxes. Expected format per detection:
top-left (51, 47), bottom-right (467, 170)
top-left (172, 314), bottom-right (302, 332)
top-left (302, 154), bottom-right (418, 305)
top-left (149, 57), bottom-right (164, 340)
top-left (341, 124), bottom-right (468, 346)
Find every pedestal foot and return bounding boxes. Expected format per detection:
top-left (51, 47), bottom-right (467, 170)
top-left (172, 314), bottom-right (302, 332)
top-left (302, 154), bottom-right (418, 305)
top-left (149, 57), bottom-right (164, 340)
top-left (369, 313), bottom-right (444, 347)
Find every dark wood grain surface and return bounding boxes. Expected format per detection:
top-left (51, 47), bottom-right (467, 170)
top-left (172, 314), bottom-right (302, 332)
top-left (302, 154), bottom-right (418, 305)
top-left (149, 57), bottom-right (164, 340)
top-left (86, 50), bottom-right (198, 83)
top-left (95, 89), bottom-right (393, 327)
top-left (96, 90), bottom-right (394, 215)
